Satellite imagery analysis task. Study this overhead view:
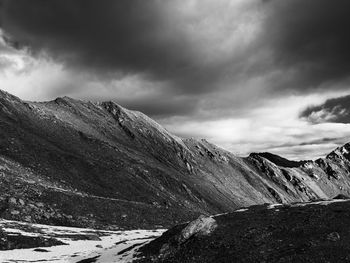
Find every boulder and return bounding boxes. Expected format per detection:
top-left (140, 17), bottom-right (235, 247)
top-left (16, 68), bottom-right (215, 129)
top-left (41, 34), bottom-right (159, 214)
top-left (177, 215), bottom-right (217, 244)
top-left (8, 198), bottom-right (16, 205)
top-left (327, 232), bottom-right (340, 242)
top-left (159, 215), bottom-right (218, 258)
top-left (10, 210), bottom-right (20, 215)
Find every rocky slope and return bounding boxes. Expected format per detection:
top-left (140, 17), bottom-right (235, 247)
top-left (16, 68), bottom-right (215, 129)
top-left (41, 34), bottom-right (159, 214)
top-left (1, 88), bottom-right (350, 230)
top-left (137, 198), bottom-right (350, 263)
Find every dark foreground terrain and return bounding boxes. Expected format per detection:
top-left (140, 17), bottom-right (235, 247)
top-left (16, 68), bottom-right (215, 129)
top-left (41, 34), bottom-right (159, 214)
top-left (138, 198), bottom-right (350, 263)
top-left (2, 199), bottom-right (350, 262)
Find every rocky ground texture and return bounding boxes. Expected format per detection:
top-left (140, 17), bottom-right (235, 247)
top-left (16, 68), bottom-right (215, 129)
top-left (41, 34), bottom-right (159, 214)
top-left (137, 198), bottom-right (350, 263)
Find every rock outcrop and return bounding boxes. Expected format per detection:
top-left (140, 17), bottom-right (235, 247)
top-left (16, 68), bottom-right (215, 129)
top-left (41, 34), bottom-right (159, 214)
top-left (178, 215), bottom-right (217, 242)
top-left (137, 199), bottom-right (350, 263)
top-left (158, 215), bottom-right (217, 258)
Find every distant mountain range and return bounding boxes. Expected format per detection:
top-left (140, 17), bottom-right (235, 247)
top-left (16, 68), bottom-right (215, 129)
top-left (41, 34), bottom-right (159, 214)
top-left (1, 88), bottom-right (350, 230)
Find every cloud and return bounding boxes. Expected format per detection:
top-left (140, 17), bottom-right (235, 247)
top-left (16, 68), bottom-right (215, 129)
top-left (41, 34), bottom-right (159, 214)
top-left (259, 0), bottom-right (350, 91)
top-left (0, 0), bottom-right (263, 96)
top-left (162, 94), bottom-right (350, 160)
top-left (301, 95), bottom-right (350, 124)
top-left (1, 0), bottom-right (350, 159)
top-left (0, 0), bottom-right (267, 117)
top-left (1, 1), bottom-right (350, 103)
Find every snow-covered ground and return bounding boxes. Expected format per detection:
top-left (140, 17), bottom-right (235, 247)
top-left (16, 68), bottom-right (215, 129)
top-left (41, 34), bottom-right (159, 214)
top-left (0, 219), bottom-right (165, 262)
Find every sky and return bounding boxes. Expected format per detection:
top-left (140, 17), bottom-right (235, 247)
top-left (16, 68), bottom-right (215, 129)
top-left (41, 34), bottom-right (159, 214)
top-left (1, 0), bottom-right (350, 160)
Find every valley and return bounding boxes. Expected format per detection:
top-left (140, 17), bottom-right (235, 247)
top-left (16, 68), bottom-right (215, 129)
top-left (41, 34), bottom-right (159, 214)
top-left (1, 89), bottom-right (350, 262)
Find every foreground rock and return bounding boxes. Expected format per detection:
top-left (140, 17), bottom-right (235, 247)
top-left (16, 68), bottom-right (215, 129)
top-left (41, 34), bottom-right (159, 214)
top-left (137, 199), bottom-right (350, 262)
top-left (0, 226), bottom-right (65, 250)
top-left (158, 215), bottom-right (217, 258)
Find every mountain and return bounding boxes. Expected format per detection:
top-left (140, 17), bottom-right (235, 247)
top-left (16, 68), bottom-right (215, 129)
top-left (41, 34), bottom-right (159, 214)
top-left (137, 198), bottom-right (350, 263)
top-left (1, 88), bottom-right (350, 230)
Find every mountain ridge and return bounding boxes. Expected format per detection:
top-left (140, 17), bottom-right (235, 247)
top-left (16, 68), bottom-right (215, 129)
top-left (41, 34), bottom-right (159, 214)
top-left (1, 88), bottom-right (350, 230)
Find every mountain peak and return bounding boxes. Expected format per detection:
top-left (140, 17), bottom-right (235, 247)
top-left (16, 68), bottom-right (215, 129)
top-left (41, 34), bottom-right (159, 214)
top-left (2, 88), bottom-right (350, 230)
top-left (0, 89), bottom-right (22, 103)
top-left (249, 152), bottom-right (306, 168)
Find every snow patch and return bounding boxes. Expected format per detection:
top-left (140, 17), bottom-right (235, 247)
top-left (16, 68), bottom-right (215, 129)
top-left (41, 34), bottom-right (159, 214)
top-left (303, 162), bottom-right (314, 170)
top-left (267, 204), bottom-right (283, 209)
top-left (235, 208), bottom-right (249, 212)
top-left (290, 199), bottom-right (349, 208)
top-left (0, 219), bottom-right (165, 263)
top-left (341, 147), bottom-right (349, 155)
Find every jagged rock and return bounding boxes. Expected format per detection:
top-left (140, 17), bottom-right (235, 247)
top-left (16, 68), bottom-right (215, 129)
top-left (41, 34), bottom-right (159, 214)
top-left (43, 212), bottom-right (51, 219)
top-left (327, 232), bottom-right (340, 242)
top-left (8, 198), bottom-right (16, 205)
top-left (177, 215), bottom-right (217, 243)
top-left (158, 215), bottom-right (218, 258)
top-left (185, 161), bottom-right (193, 173)
top-left (23, 216), bottom-right (32, 222)
top-left (10, 210), bottom-right (20, 215)
top-left (0, 227), bottom-right (66, 250)
top-left (28, 204), bottom-right (36, 209)
top-left (267, 187), bottom-right (283, 203)
top-left (333, 194), bottom-right (350, 200)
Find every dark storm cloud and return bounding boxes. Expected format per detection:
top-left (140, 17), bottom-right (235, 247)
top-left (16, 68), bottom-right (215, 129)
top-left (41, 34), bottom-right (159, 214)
top-left (301, 95), bottom-right (350, 124)
top-left (298, 137), bottom-right (340, 146)
top-left (119, 96), bottom-right (198, 118)
top-left (2, 0), bottom-right (350, 95)
top-left (0, 0), bottom-right (226, 95)
top-left (261, 0), bottom-right (350, 90)
top-left (273, 137), bottom-right (341, 149)
top-left (1, 0), bottom-right (350, 119)
top-left (2, 0), bottom-right (350, 160)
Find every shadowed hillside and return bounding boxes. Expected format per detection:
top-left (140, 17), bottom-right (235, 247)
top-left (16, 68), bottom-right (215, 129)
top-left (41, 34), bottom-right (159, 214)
top-left (1, 89), bottom-right (350, 229)
top-left (137, 199), bottom-right (350, 263)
